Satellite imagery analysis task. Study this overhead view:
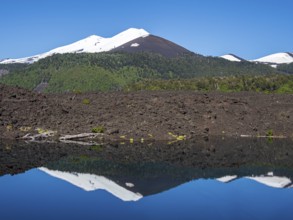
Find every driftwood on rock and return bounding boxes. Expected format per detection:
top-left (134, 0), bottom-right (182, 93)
top-left (21, 131), bottom-right (56, 141)
top-left (20, 131), bottom-right (105, 144)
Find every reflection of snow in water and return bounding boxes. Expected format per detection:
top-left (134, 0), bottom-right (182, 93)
top-left (216, 175), bottom-right (238, 183)
top-left (217, 172), bottom-right (293, 188)
top-left (247, 176), bottom-right (292, 188)
top-left (38, 167), bottom-right (143, 202)
top-left (125, 182), bottom-right (135, 187)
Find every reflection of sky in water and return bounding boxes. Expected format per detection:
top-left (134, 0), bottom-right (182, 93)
top-left (1, 169), bottom-right (293, 220)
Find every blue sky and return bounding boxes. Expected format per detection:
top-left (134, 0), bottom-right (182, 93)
top-left (0, 0), bottom-right (292, 60)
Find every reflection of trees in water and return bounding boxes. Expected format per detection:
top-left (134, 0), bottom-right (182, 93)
top-left (1, 137), bottom-right (293, 176)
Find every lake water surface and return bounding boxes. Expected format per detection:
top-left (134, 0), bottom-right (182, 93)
top-left (1, 138), bottom-right (293, 220)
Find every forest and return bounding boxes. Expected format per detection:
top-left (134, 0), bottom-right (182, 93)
top-left (0, 52), bottom-right (291, 93)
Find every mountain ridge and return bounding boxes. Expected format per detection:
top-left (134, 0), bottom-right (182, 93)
top-left (1, 28), bottom-right (291, 66)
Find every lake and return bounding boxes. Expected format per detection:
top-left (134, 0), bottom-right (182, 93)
top-left (1, 138), bottom-right (293, 220)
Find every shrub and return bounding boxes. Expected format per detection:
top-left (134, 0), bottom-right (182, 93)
top-left (82, 98), bottom-right (90, 105)
top-left (266, 129), bottom-right (273, 137)
top-left (92, 126), bottom-right (104, 133)
top-left (73, 89), bottom-right (82, 94)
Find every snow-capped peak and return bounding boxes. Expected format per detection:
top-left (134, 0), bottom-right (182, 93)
top-left (89, 28), bottom-right (149, 52)
top-left (253, 52), bottom-right (293, 64)
top-left (220, 54), bottom-right (243, 62)
top-left (111, 28), bottom-right (149, 40)
top-left (0, 28), bottom-right (150, 64)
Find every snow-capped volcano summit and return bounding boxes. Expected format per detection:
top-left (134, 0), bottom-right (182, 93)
top-left (46, 28), bottom-right (149, 54)
top-left (0, 28), bottom-right (150, 64)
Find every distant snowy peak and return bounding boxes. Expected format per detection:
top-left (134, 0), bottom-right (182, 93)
top-left (253, 52), bottom-right (293, 64)
top-left (220, 52), bottom-right (293, 66)
top-left (220, 54), bottom-right (245, 62)
top-left (0, 28), bottom-right (150, 64)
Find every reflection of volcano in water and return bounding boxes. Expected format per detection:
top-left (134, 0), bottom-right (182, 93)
top-left (2, 138), bottom-right (293, 202)
top-left (39, 160), bottom-right (293, 202)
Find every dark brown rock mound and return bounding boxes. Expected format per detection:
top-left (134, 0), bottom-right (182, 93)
top-left (112, 35), bottom-right (192, 58)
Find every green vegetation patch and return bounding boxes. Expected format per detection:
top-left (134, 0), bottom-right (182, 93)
top-left (82, 98), bottom-right (91, 105)
top-left (126, 75), bottom-right (293, 94)
top-left (92, 126), bottom-right (105, 133)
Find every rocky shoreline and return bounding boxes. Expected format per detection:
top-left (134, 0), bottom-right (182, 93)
top-left (0, 84), bottom-right (292, 142)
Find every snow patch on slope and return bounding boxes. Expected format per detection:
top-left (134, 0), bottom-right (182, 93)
top-left (131, 43), bottom-right (140, 47)
top-left (38, 167), bottom-right (143, 202)
top-left (253, 52), bottom-right (293, 64)
top-left (220, 54), bottom-right (242, 62)
top-left (0, 28), bottom-right (150, 64)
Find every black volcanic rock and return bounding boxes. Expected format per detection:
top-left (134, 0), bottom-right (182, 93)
top-left (112, 35), bottom-right (192, 58)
